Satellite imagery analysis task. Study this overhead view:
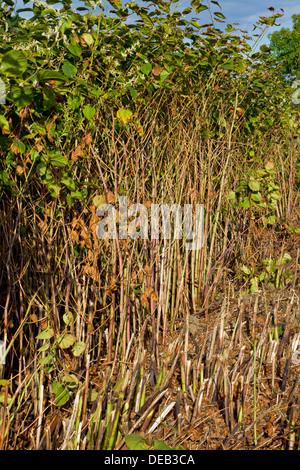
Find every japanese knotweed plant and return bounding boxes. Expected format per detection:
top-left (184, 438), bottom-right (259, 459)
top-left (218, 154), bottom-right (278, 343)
top-left (229, 161), bottom-right (281, 226)
top-left (241, 252), bottom-right (292, 293)
top-left (36, 311), bottom-right (86, 406)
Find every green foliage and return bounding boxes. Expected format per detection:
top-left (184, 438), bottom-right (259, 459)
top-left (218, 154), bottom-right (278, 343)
top-left (241, 252), bottom-right (293, 293)
top-left (52, 380), bottom-right (70, 407)
top-left (0, 0), bottom-right (299, 450)
top-left (125, 433), bottom-right (148, 450)
top-left (269, 14), bottom-right (300, 79)
top-left (36, 322), bottom-right (86, 373)
top-left (231, 161), bottom-right (282, 226)
top-left (125, 433), bottom-right (184, 450)
top-left (1, 50), bottom-right (28, 76)
top-left (0, 0), bottom-right (296, 205)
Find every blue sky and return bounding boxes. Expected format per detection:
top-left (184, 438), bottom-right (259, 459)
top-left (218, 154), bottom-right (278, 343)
top-left (14, 0), bottom-right (299, 47)
top-left (209, 0), bottom-right (297, 35)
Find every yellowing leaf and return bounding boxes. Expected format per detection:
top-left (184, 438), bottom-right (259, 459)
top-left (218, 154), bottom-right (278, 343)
top-left (63, 311), bottom-right (74, 326)
top-left (81, 33), bottom-right (94, 46)
top-left (58, 333), bottom-right (76, 349)
top-left (72, 341), bottom-right (86, 356)
top-left (117, 108), bottom-right (133, 125)
top-left (93, 194), bottom-right (106, 206)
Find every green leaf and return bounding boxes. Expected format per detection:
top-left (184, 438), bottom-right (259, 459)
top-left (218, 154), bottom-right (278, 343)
top-left (140, 63), bottom-right (152, 75)
top-left (70, 191), bottom-right (84, 201)
top-left (125, 433), bottom-right (147, 450)
top-left (1, 50), bottom-right (27, 77)
top-left (190, 20), bottom-right (201, 29)
top-left (160, 70), bottom-right (170, 82)
top-left (82, 33), bottom-right (94, 46)
top-left (282, 253), bottom-right (292, 262)
top-left (140, 12), bottom-right (154, 27)
top-left (36, 327), bottom-right (54, 340)
top-left (72, 341), bottom-right (86, 357)
top-left (10, 86), bottom-right (34, 109)
top-left (227, 190), bottom-right (236, 201)
top-left (67, 94), bottom-right (82, 110)
top-left (50, 153), bottom-right (68, 167)
top-left (0, 394), bottom-right (12, 404)
top-left (67, 44), bottom-right (82, 57)
top-left (259, 272), bottom-right (267, 281)
top-left (37, 342), bottom-right (50, 352)
top-left (265, 215), bottom-right (276, 225)
top-left (251, 191), bottom-right (262, 202)
top-left (60, 18), bottom-right (72, 34)
top-left (38, 353), bottom-right (54, 365)
top-left (61, 174), bottom-right (76, 190)
top-left (108, 0), bottom-right (122, 9)
top-left (268, 192), bottom-right (281, 201)
top-left (0, 115), bottom-right (9, 132)
top-left (38, 70), bottom-right (67, 83)
top-left (241, 265), bottom-right (251, 275)
top-left (47, 180), bottom-right (61, 198)
top-left (260, 45), bottom-right (270, 53)
top-left (113, 377), bottom-right (125, 392)
top-left (0, 379), bottom-right (10, 386)
top-left (153, 440), bottom-right (173, 450)
top-left (221, 59), bottom-right (234, 71)
top-left (36, 162), bottom-right (47, 176)
top-left (225, 24), bottom-right (235, 32)
top-left (63, 311), bottom-right (74, 326)
top-left (250, 277), bottom-right (259, 293)
top-left (239, 196), bottom-right (250, 209)
top-left (83, 105), bottom-right (96, 120)
top-left (213, 12), bottom-right (226, 19)
top-left (52, 380), bottom-right (70, 406)
top-left (248, 180), bottom-right (260, 192)
top-left (63, 372), bottom-right (79, 384)
top-left (62, 62), bottom-right (77, 78)
top-left (12, 139), bottom-right (26, 154)
top-left (128, 86), bottom-right (137, 100)
top-left (237, 60), bottom-right (246, 72)
top-left (58, 333), bottom-right (76, 349)
top-left (257, 202), bottom-right (267, 209)
top-left (191, 1), bottom-right (208, 13)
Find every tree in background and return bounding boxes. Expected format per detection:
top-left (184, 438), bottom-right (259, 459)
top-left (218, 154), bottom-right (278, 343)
top-left (268, 13), bottom-right (300, 79)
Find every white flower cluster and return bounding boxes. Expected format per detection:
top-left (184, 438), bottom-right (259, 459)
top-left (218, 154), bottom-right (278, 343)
top-left (99, 46), bottom-right (110, 55)
top-left (90, 0), bottom-right (102, 10)
top-left (46, 23), bottom-right (60, 38)
top-left (123, 76), bottom-right (139, 86)
top-left (120, 40), bottom-right (141, 58)
top-left (15, 40), bottom-right (40, 50)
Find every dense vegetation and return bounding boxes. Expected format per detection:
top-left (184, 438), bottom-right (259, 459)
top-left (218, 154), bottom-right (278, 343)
top-left (0, 0), bottom-right (299, 450)
top-left (269, 13), bottom-right (300, 79)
